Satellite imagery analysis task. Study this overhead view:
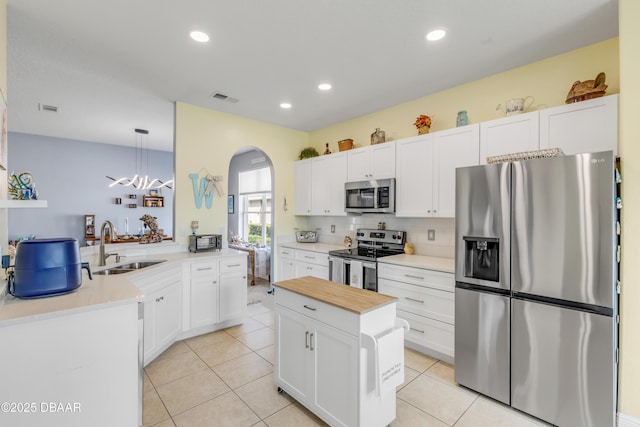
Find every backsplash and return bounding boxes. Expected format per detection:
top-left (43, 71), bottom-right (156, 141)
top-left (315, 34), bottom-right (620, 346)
top-left (306, 215), bottom-right (455, 259)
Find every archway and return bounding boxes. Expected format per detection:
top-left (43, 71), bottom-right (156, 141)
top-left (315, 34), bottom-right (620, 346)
top-left (227, 147), bottom-right (275, 288)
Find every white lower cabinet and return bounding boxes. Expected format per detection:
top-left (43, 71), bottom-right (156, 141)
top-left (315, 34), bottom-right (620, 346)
top-left (139, 266), bottom-right (183, 364)
top-left (277, 306), bottom-right (358, 426)
top-left (219, 257), bottom-right (248, 322)
top-left (294, 249), bottom-right (329, 280)
top-left (275, 286), bottom-right (397, 427)
top-left (278, 246), bottom-right (296, 281)
top-left (189, 260), bottom-right (219, 328)
top-left (183, 254), bottom-right (247, 333)
top-left (378, 262), bottom-right (455, 363)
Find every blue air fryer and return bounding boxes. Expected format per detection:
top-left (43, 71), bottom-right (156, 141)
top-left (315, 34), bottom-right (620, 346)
top-left (8, 238), bottom-right (92, 298)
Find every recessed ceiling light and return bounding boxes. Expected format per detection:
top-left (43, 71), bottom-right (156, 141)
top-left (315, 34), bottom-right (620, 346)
top-left (280, 102), bottom-right (292, 109)
top-left (318, 83), bottom-right (332, 91)
top-left (189, 30), bottom-right (210, 43)
top-left (426, 28), bottom-right (446, 41)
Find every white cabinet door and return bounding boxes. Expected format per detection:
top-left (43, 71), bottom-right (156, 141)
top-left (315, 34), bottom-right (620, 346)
top-left (539, 94), bottom-right (618, 155)
top-left (395, 135), bottom-right (433, 217)
top-left (312, 321), bottom-right (359, 427)
top-left (278, 247), bottom-right (296, 281)
top-left (328, 152), bottom-right (348, 215)
top-left (189, 261), bottom-right (219, 329)
top-left (347, 147), bottom-right (371, 181)
top-left (275, 307), bottom-right (311, 402)
top-left (370, 142), bottom-right (396, 179)
top-left (219, 257), bottom-right (247, 322)
top-left (294, 159), bottom-right (312, 215)
top-left (311, 156), bottom-right (331, 215)
top-left (432, 124), bottom-right (480, 217)
top-left (295, 261), bottom-right (329, 280)
top-left (311, 153), bottom-right (347, 216)
top-left (155, 282), bottom-right (182, 354)
top-left (275, 304), bottom-right (358, 427)
top-left (347, 142), bottom-right (396, 181)
top-left (480, 111), bottom-right (540, 164)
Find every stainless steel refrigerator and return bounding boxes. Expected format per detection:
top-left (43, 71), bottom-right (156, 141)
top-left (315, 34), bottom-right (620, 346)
top-left (454, 151), bottom-right (618, 427)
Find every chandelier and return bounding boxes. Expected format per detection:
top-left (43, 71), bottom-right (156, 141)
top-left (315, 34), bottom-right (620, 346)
top-left (107, 128), bottom-right (174, 190)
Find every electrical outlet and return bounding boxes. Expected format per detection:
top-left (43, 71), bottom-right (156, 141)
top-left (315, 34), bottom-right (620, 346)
top-left (331, 225), bottom-right (335, 233)
top-left (427, 229), bottom-right (436, 241)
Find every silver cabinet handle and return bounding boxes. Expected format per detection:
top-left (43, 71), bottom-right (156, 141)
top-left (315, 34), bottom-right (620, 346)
top-left (405, 297), bottom-right (425, 304)
top-left (226, 263), bottom-right (241, 267)
top-left (404, 274), bottom-right (424, 280)
top-left (305, 331), bottom-right (309, 349)
top-left (310, 333), bottom-right (314, 351)
top-left (303, 305), bottom-right (317, 311)
top-left (197, 267), bottom-right (213, 271)
top-left (304, 256), bottom-right (315, 260)
top-left (410, 327), bottom-right (425, 334)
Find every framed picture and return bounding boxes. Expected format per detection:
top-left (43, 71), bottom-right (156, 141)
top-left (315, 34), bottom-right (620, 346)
top-left (0, 89), bottom-right (7, 170)
top-left (227, 195), bottom-right (234, 214)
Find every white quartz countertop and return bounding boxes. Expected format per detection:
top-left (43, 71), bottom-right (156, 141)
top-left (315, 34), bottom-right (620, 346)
top-left (0, 248), bottom-right (248, 326)
top-left (378, 254), bottom-right (455, 274)
top-left (279, 242), bottom-right (347, 253)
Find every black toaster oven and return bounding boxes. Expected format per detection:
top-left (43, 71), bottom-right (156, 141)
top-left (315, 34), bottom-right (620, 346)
top-left (189, 234), bottom-right (222, 252)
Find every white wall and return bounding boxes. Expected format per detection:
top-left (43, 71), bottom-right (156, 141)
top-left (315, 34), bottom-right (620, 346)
top-left (8, 132), bottom-right (173, 244)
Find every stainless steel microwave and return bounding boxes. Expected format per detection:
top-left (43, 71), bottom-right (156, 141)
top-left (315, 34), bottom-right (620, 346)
top-left (345, 178), bottom-right (395, 213)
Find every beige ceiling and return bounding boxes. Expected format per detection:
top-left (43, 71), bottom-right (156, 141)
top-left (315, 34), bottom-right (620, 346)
top-left (6, 0), bottom-right (618, 152)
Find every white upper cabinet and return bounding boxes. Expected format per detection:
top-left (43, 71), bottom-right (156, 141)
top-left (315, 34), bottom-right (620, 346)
top-left (432, 124), bottom-right (480, 217)
top-left (395, 125), bottom-right (479, 217)
top-left (395, 135), bottom-right (433, 217)
top-left (311, 153), bottom-right (347, 216)
top-left (479, 111), bottom-right (540, 164)
top-left (294, 159), bottom-right (312, 215)
top-left (347, 142), bottom-right (396, 181)
top-left (539, 94), bottom-right (618, 155)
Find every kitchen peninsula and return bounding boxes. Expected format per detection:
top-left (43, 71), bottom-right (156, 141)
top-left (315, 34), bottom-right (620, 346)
top-left (0, 243), bottom-right (249, 427)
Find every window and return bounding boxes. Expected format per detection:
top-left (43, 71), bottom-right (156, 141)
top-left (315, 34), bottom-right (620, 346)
top-left (238, 167), bottom-right (271, 246)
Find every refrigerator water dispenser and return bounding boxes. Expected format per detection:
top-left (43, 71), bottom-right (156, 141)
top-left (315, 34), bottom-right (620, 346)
top-left (463, 237), bottom-right (499, 282)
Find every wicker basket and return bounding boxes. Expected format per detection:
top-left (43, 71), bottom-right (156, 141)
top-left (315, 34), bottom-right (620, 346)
top-left (338, 139), bottom-right (354, 151)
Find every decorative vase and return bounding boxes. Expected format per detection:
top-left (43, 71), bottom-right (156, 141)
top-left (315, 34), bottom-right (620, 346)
top-left (418, 125), bottom-right (430, 135)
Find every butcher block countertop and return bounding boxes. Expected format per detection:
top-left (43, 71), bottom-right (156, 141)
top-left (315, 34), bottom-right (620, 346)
top-left (274, 276), bottom-right (398, 314)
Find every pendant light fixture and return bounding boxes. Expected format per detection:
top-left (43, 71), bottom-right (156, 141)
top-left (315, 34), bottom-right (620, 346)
top-left (107, 128), bottom-right (174, 190)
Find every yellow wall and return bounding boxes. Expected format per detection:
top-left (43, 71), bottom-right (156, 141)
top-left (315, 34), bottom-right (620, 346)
top-left (310, 38), bottom-right (619, 151)
top-left (174, 102), bottom-right (309, 244)
top-left (618, 0), bottom-right (640, 419)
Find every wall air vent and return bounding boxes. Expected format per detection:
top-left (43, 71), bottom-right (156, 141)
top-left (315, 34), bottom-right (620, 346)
top-left (38, 103), bottom-right (60, 113)
top-left (210, 92), bottom-right (239, 103)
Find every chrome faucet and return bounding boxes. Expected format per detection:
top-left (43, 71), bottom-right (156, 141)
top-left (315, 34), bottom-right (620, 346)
top-left (99, 220), bottom-right (119, 266)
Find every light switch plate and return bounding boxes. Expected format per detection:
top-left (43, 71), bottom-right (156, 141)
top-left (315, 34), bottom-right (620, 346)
top-left (427, 229), bottom-right (435, 241)
top-left (331, 225), bottom-right (335, 233)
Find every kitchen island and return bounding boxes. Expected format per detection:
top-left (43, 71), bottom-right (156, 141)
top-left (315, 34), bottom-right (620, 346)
top-left (274, 276), bottom-right (405, 427)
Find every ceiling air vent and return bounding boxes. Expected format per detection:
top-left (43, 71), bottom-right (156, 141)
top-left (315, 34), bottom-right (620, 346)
top-left (38, 103), bottom-right (60, 113)
top-left (210, 92), bottom-right (239, 103)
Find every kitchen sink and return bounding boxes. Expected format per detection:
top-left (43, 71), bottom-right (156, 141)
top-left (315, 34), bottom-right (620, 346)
top-left (111, 260), bottom-right (166, 270)
top-left (94, 260), bottom-right (166, 275)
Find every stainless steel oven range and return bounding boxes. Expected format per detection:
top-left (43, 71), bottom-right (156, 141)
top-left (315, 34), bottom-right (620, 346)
top-left (328, 228), bottom-right (406, 292)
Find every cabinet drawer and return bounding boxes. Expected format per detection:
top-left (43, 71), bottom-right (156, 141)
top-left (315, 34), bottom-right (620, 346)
top-left (220, 256), bottom-right (247, 274)
top-left (295, 250), bottom-right (329, 267)
top-left (398, 310), bottom-right (454, 359)
top-left (379, 278), bottom-right (454, 324)
top-left (279, 246), bottom-right (295, 259)
top-left (378, 263), bottom-right (454, 292)
top-left (190, 260), bottom-right (218, 278)
top-left (275, 288), bottom-right (358, 336)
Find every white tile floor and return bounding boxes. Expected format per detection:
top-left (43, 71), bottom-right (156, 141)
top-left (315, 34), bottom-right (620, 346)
top-left (143, 295), bottom-right (551, 427)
